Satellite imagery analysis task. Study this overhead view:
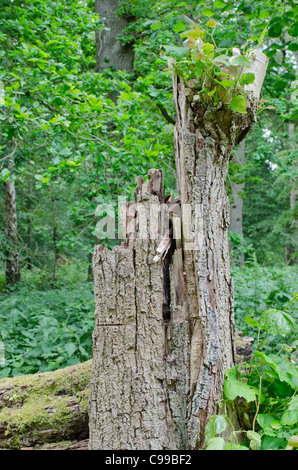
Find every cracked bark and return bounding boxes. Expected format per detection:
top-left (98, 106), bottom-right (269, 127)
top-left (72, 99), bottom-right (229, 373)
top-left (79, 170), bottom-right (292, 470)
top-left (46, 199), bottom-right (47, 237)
top-left (89, 171), bottom-right (180, 450)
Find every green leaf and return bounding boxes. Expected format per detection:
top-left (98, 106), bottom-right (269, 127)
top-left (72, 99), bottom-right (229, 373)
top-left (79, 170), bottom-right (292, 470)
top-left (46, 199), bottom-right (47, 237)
top-left (230, 96), bottom-right (247, 114)
top-left (290, 109), bottom-right (298, 121)
top-left (247, 430), bottom-right (262, 449)
top-left (202, 43), bottom-right (215, 56)
top-left (281, 409), bottom-right (298, 426)
top-left (240, 72), bottom-right (255, 85)
top-left (261, 436), bottom-right (286, 450)
top-left (202, 8), bottom-right (215, 17)
top-left (268, 21), bottom-right (283, 38)
top-left (288, 42), bottom-right (298, 52)
top-left (230, 55), bottom-right (251, 67)
top-left (206, 437), bottom-right (225, 450)
top-left (214, 0), bottom-right (226, 8)
top-left (64, 342), bottom-right (77, 357)
top-left (219, 78), bottom-right (234, 88)
top-left (224, 368), bottom-right (258, 402)
top-left (163, 45), bottom-right (189, 59)
top-left (259, 309), bottom-right (294, 337)
top-left (281, 397), bottom-right (298, 425)
top-left (288, 22), bottom-right (298, 37)
top-left (214, 55), bottom-right (230, 66)
top-left (257, 414), bottom-right (279, 429)
top-left (150, 21), bottom-right (162, 30)
top-left (245, 315), bottom-right (262, 328)
top-left (174, 21), bottom-right (186, 33)
top-left (205, 415), bottom-right (228, 441)
top-left (0, 168), bottom-right (10, 181)
top-left (255, 352), bottom-right (298, 388)
top-left (223, 442), bottom-right (248, 450)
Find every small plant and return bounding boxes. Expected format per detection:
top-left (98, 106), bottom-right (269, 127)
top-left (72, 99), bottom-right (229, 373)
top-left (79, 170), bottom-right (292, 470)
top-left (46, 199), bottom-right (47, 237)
top-left (205, 294), bottom-right (298, 450)
top-left (161, 20), bottom-right (264, 114)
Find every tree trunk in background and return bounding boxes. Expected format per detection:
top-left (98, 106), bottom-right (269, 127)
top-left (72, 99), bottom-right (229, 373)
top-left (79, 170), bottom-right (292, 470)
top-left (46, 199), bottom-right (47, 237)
top-left (287, 121), bottom-right (297, 265)
top-left (230, 140), bottom-right (245, 264)
top-left (27, 177), bottom-right (33, 270)
top-left (89, 52), bottom-right (268, 450)
top-left (95, 0), bottom-right (134, 72)
top-left (2, 155), bottom-right (20, 285)
top-left (50, 182), bottom-right (59, 281)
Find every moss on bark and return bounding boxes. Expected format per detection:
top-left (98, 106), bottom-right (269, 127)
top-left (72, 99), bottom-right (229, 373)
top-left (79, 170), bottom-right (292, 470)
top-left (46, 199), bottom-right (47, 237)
top-left (0, 360), bottom-right (91, 449)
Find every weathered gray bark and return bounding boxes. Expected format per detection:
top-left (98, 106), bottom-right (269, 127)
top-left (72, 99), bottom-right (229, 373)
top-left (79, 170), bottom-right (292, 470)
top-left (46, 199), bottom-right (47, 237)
top-left (230, 140), bottom-right (245, 264)
top-left (2, 154), bottom-right (20, 284)
top-left (172, 76), bottom-right (257, 448)
top-left (89, 170), bottom-right (184, 450)
top-left (89, 52), bottom-right (268, 450)
top-left (95, 0), bottom-right (134, 72)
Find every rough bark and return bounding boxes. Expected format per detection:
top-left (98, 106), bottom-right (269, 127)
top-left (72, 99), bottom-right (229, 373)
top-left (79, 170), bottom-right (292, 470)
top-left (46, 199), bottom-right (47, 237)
top-left (2, 155), bottom-right (20, 285)
top-left (89, 170), bottom-right (183, 450)
top-left (230, 140), bottom-right (245, 264)
top-left (0, 360), bottom-right (91, 449)
top-left (169, 51), bottom-right (268, 446)
top-left (95, 0), bottom-right (134, 72)
top-left (89, 52), bottom-right (268, 450)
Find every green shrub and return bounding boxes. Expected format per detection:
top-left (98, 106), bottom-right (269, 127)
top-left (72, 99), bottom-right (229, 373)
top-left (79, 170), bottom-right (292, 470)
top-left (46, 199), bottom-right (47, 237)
top-left (0, 274), bottom-right (94, 378)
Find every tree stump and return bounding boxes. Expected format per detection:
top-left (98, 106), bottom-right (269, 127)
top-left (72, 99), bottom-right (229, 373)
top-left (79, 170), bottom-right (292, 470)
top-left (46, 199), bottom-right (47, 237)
top-left (89, 51), bottom-right (268, 450)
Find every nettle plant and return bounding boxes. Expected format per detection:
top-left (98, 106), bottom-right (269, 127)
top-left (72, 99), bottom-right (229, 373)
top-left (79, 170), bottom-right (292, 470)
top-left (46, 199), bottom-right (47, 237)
top-left (205, 294), bottom-right (298, 451)
top-left (162, 20), bottom-right (264, 114)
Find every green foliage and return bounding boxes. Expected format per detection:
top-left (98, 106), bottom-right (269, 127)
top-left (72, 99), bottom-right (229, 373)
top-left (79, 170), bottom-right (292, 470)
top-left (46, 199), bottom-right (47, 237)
top-left (0, 262), bottom-right (95, 378)
top-left (205, 288), bottom-right (298, 451)
top-left (232, 264), bottom-right (297, 348)
top-left (161, 20), bottom-right (257, 114)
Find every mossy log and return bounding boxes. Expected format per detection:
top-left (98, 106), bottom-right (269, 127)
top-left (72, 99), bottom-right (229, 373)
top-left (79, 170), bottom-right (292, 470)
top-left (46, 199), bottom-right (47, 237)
top-left (0, 360), bottom-right (92, 449)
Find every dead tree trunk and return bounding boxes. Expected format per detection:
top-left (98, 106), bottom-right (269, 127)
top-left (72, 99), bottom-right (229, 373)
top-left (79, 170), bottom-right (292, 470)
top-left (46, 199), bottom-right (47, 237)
top-left (89, 52), bottom-right (268, 450)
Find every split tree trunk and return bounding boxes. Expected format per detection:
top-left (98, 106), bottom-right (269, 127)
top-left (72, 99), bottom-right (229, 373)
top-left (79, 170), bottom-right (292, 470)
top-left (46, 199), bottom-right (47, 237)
top-left (89, 52), bottom-right (268, 450)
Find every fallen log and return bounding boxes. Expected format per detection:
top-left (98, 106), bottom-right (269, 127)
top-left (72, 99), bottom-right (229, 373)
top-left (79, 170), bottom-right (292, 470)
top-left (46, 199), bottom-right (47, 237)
top-left (0, 360), bottom-right (92, 449)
